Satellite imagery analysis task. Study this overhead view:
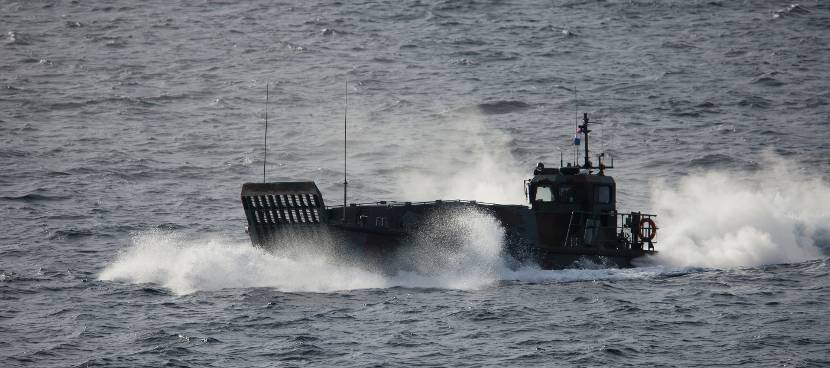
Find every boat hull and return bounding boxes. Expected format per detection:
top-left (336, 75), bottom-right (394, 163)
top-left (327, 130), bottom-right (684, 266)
top-left (241, 182), bottom-right (655, 271)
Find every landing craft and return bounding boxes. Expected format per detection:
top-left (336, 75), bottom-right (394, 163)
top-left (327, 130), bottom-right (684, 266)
top-left (240, 105), bottom-right (658, 270)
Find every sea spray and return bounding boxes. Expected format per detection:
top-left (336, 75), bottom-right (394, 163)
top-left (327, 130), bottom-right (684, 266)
top-left (98, 207), bottom-right (512, 295)
top-left (99, 230), bottom-right (388, 294)
top-left (396, 206), bottom-right (509, 289)
top-left (100, 218), bottom-right (675, 295)
top-left (651, 155), bottom-right (830, 268)
top-left (394, 111), bottom-right (527, 205)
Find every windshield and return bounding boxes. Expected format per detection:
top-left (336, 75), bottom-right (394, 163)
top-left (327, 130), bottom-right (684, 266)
top-left (536, 186), bottom-right (553, 201)
top-left (559, 186), bottom-right (575, 203)
top-left (597, 185), bottom-right (611, 204)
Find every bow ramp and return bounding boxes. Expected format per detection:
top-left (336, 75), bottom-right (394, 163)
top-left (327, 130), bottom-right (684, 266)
top-left (240, 182), bottom-right (327, 246)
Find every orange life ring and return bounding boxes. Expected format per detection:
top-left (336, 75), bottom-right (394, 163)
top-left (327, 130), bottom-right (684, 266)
top-left (639, 218), bottom-right (657, 241)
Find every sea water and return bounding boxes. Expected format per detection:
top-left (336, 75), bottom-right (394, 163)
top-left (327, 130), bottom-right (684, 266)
top-left (2, 1), bottom-right (829, 366)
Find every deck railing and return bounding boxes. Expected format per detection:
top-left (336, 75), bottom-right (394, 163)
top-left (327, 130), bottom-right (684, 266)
top-left (563, 210), bottom-right (657, 250)
top-left (325, 199), bottom-right (510, 210)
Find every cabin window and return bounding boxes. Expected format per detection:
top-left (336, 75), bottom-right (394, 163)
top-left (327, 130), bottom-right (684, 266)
top-left (558, 186), bottom-right (576, 203)
top-left (536, 186), bottom-right (553, 202)
top-left (596, 186), bottom-right (611, 204)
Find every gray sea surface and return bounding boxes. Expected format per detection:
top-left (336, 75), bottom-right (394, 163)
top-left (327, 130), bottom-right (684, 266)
top-left (2, 0), bottom-right (830, 367)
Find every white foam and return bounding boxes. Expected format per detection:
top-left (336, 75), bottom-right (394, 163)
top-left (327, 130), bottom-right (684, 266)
top-left (98, 211), bottom-right (513, 295)
top-left (99, 210), bottom-right (659, 295)
top-left (650, 154), bottom-right (829, 268)
top-left (99, 231), bottom-right (388, 294)
top-left (502, 265), bottom-right (667, 284)
top-left (100, 154), bottom-right (830, 294)
top-left (397, 207), bottom-right (510, 289)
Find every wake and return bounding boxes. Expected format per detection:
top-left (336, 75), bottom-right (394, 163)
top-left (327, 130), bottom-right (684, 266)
top-left (100, 156), bottom-right (830, 295)
top-left (650, 155), bottom-right (830, 268)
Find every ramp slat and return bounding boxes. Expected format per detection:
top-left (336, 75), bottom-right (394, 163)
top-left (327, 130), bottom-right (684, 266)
top-left (240, 182), bottom-right (328, 246)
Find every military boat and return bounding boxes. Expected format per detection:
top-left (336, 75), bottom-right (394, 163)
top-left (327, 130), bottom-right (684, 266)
top-left (241, 113), bottom-right (656, 270)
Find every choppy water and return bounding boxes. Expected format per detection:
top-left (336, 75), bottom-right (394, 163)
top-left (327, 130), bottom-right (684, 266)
top-left (2, 0), bottom-right (830, 366)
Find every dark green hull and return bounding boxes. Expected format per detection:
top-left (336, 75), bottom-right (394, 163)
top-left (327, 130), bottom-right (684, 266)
top-left (241, 114), bottom-right (658, 270)
top-left (241, 183), bottom-right (655, 271)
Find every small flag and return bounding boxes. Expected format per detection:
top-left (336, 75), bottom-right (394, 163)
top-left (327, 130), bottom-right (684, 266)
top-left (572, 129), bottom-right (582, 145)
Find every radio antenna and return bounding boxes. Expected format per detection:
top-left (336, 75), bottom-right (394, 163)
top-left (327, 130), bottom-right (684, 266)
top-left (574, 87), bottom-right (578, 166)
top-left (263, 82), bottom-right (269, 183)
top-left (601, 117), bottom-right (606, 154)
top-left (342, 78), bottom-right (348, 222)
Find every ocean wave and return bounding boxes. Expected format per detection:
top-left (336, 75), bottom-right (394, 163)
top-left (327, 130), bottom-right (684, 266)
top-left (1, 193), bottom-right (69, 202)
top-left (4, 31), bottom-right (30, 45)
top-left (459, 100), bottom-right (532, 115)
top-left (752, 75), bottom-right (785, 87)
top-left (773, 4), bottom-right (810, 19)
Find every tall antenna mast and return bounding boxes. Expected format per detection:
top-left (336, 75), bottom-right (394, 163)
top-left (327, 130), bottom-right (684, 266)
top-left (342, 78), bottom-right (348, 222)
top-left (574, 87), bottom-right (578, 166)
top-left (581, 113), bottom-right (591, 170)
top-left (601, 118), bottom-right (605, 154)
top-left (263, 82), bottom-right (269, 183)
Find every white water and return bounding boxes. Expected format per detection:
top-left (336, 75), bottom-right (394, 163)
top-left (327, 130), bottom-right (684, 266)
top-left (100, 155), bottom-right (830, 295)
top-left (99, 211), bottom-right (658, 295)
top-left (98, 231), bottom-right (387, 295)
top-left (651, 155), bottom-right (830, 268)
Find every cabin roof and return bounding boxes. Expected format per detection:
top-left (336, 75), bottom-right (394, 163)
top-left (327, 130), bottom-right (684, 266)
top-left (530, 172), bottom-right (615, 185)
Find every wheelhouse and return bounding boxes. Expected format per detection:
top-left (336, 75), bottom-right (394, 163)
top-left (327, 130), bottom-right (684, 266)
top-left (527, 165), bottom-right (616, 212)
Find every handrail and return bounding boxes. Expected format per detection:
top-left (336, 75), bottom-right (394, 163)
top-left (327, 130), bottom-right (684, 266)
top-left (562, 211), bottom-right (575, 248)
top-left (566, 209), bottom-right (657, 218)
top-left (325, 199), bottom-right (517, 210)
top-left (560, 210), bottom-right (658, 250)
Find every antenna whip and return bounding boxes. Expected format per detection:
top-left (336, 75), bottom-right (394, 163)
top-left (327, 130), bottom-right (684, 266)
top-left (342, 78), bottom-right (348, 222)
top-left (574, 87), bottom-right (578, 166)
top-left (263, 82), bottom-right (269, 183)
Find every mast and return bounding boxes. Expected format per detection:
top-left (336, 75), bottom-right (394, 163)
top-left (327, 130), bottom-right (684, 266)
top-left (580, 113), bottom-right (591, 170)
top-left (574, 88), bottom-right (578, 166)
